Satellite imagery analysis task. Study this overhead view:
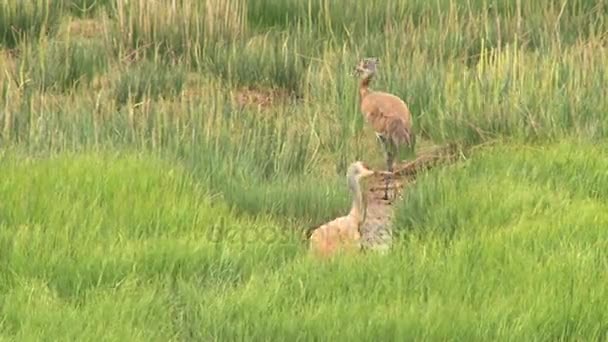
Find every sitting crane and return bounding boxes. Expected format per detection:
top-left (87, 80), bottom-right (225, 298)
top-left (352, 57), bottom-right (415, 201)
top-left (309, 161), bottom-right (389, 258)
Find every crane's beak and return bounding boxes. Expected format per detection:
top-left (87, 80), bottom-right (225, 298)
top-left (375, 170), bottom-right (393, 176)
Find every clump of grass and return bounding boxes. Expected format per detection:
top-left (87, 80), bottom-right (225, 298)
top-left (113, 61), bottom-right (186, 106)
top-left (0, 0), bottom-right (63, 48)
top-left (110, 0), bottom-right (317, 94)
top-left (17, 37), bottom-right (109, 92)
top-left (173, 99), bottom-right (350, 224)
top-left (112, 0), bottom-right (247, 60)
top-left (66, 0), bottom-right (114, 18)
top-left (56, 15), bottom-right (111, 41)
top-left (246, 0), bottom-right (310, 31)
top-left (187, 150), bottom-right (349, 226)
top-left (202, 31), bottom-right (311, 95)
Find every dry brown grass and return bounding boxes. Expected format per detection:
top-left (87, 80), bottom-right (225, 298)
top-left (0, 49), bottom-right (17, 81)
top-left (204, 0), bottom-right (248, 39)
top-left (233, 86), bottom-right (292, 110)
top-left (60, 17), bottom-right (110, 39)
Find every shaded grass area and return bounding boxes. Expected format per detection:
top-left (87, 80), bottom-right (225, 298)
top-left (0, 144), bottom-right (606, 340)
top-left (0, 152), bottom-right (301, 295)
top-left (18, 38), bottom-right (109, 91)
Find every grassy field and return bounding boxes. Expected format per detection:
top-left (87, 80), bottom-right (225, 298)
top-left (1, 0), bottom-right (608, 340)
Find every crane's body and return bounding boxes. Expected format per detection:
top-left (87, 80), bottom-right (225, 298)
top-left (309, 214), bottom-right (362, 257)
top-left (353, 57), bottom-right (415, 201)
top-left (309, 161), bottom-right (379, 258)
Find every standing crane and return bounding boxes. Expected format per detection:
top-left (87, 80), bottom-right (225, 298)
top-left (309, 161), bottom-right (389, 257)
top-left (352, 57), bottom-right (415, 201)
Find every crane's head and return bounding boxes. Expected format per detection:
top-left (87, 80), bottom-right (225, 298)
top-left (352, 57), bottom-right (379, 79)
top-left (347, 161), bottom-right (376, 180)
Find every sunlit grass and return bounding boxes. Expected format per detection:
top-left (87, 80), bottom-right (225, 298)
top-left (0, 145), bottom-right (606, 340)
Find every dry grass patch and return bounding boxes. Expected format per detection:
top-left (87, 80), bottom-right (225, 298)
top-left (233, 86), bottom-right (293, 110)
top-left (59, 17), bottom-right (110, 40)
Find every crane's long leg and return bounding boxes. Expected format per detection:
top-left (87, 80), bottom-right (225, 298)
top-left (375, 132), bottom-right (385, 147)
top-left (375, 133), bottom-right (396, 201)
top-left (385, 149), bottom-right (395, 201)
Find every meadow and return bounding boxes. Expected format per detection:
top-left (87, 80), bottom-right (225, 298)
top-left (1, 0), bottom-right (608, 340)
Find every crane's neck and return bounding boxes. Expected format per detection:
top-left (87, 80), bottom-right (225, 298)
top-left (359, 74), bottom-right (373, 100)
top-left (348, 176), bottom-right (367, 224)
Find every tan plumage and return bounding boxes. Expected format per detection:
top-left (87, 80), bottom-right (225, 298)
top-left (309, 161), bottom-right (383, 258)
top-left (353, 57), bottom-right (415, 201)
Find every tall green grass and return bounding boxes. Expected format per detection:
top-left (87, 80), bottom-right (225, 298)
top-left (395, 140), bottom-right (608, 240)
top-left (17, 37), bottom-right (109, 91)
top-left (113, 60), bottom-right (186, 106)
top-left (0, 0), bottom-right (62, 48)
top-left (2, 0), bottom-right (608, 150)
top-left (0, 144), bottom-right (606, 340)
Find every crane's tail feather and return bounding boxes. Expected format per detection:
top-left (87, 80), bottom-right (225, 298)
top-left (387, 120), bottom-right (415, 160)
top-left (388, 120), bottom-right (414, 146)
